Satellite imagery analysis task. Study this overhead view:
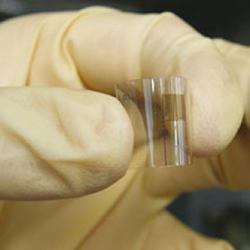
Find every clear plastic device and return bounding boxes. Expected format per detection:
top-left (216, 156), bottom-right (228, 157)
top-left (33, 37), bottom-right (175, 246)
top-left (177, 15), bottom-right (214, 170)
top-left (115, 76), bottom-right (191, 168)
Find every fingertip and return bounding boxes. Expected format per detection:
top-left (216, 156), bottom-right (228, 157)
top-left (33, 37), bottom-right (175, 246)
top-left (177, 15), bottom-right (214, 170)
top-left (190, 78), bottom-right (244, 156)
top-left (99, 94), bottom-right (134, 176)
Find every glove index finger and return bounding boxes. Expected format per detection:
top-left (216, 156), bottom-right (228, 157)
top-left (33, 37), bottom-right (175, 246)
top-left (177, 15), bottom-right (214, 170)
top-left (214, 39), bottom-right (250, 128)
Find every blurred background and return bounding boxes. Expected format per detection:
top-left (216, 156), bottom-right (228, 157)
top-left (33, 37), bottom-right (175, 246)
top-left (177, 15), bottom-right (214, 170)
top-left (0, 0), bottom-right (250, 249)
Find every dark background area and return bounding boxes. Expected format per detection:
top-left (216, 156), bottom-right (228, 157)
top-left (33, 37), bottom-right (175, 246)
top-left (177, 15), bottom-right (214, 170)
top-left (0, 0), bottom-right (250, 249)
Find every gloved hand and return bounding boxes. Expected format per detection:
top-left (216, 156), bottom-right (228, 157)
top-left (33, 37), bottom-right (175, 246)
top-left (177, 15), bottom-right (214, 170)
top-left (145, 39), bottom-right (250, 196)
top-left (0, 9), bottom-right (135, 200)
top-left (0, 6), bottom-right (249, 250)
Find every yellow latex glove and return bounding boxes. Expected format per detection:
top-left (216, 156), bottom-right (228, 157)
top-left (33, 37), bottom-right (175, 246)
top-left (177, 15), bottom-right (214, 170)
top-left (0, 6), bottom-right (248, 250)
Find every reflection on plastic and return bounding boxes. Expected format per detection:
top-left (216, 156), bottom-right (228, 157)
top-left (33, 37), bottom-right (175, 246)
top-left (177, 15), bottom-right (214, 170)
top-left (115, 76), bottom-right (191, 168)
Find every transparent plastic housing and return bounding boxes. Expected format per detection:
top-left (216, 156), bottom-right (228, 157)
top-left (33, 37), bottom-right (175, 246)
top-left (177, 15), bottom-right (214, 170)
top-left (115, 76), bottom-right (191, 168)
